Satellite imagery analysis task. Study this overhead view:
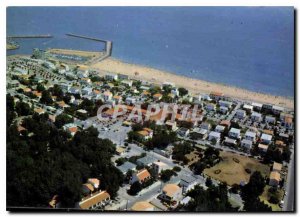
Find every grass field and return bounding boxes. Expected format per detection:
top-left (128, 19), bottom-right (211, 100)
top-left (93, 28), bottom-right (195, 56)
top-left (47, 48), bottom-right (101, 58)
top-left (204, 151), bottom-right (270, 186)
top-left (259, 186), bottom-right (284, 211)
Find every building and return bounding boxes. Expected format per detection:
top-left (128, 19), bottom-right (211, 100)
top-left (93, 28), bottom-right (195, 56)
top-left (88, 178), bottom-right (100, 190)
top-left (243, 104), bottom-right (253, 112)
top-left (200, 122), bottom-right (211, 130)
top-left (103, 91), bottom-right (113, 101)
top-left (137, 128), bottom-right (153, 140)
top-left (131, 201), bottom-right (155, 211)
top-left (272, 105), bottom-right (284, 115)
top-left (215, 125), bottom-right (225, 133)
top-left (219, 106), bottom-right (229, 114)
top-left (82, 183), bottom-right (95, 195)
top-left (63, 123), bottom-right (78, 136)
top-left (121, 79), bottom-right (133, 87)
top-left (165, 120), bottom-right (178, 131)
top-left (78, 191), bottom-right (110, 210)
top-left (244, 131), bottom-right (256, 142)
top-left (179, 175), bottom-right (197, 193)
top-left (224, 137), bottom-right (237, 146)
top-left (219, 100), bottom-right (232, 108)
top-left (220, 120), bottom-right (231, 128)
top-left (269, 171), bottom-right (281, 187)
top-left (117, 161), bottom-right (137, 174)
top-left (153, 93), bottom-right (163, 101)
top-left (208, 131), bottom-right (221, 143)
top-left (161, 184), bottom-right (182, 204)
top-left (272, 162), bottom-right (282, 173)
top-left (241, 139), bottom-right (253, 151)
top-left (251, 102), bottom-right (263, 111)
top-left (130, 169), bottom-right (151, 184)
top-left (258, 143), bottom-right (268, 153)
top-left (228, 128), bottom-right (241, 139)
top-left (251, 112), bottom-right (262, 122)
top-left (210, 91), bottom-right (224, 100)
top-left (261, 133), bottom-right (272, 144)
top-left (105, 73), bottom-right (118, 81)
top-left (283, 116), bottom-right (293, 129)
top-left (190, 128), bottom-right (208, 140)
top-left (125, 97), bottom-right (136, 105)
top-left (136, 155), bottom-right (156, 167)
top-left (177, 127), bottom-right (190, 137)
top-left (152, 161), bottom-right (169, 176)
top-left (265, 116), bottom-right (276, 124)
top-left (236, 109), bottom-right (246, 119)
top-left (206, 103), bottom-right (216, 111)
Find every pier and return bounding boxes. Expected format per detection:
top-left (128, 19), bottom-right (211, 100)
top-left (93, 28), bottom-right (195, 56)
top-left (66, 33), bottom-right (112, 62)
top-left (7, 34), bottom-right (53, 39)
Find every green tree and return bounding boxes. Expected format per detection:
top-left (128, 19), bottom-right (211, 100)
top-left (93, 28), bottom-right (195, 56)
top-left (128, 181), bottom-right (142, 195)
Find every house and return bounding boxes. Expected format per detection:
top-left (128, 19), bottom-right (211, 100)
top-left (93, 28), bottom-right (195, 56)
top-left (258, 143), bottom-right (269, 153)
top-left (153, 93), bottom-right (162, 101)
top-left (130, 169), bottom-right (151, 184)
top-left (190, 128), bottom-right (208, 140)
top-left (177, 127), bottom-right (190, 137)
top-left (137, 128), bottom-right (153, 140)
top-left (236, 109), bottom-right (246, 119)
top-left (118, 73), bottom-right (129, 80)
top-left (116, 146), bottom-right (126, 155)
top-left (272, 162), bottom-right (282, 173)
top-left (179, 175), bottom-right (197, 193)
top-left (251, 102), bottom-right (263, 111)
top-left (220, 120), bottom-right (231, 128)
top-left (215, 125), bottom-right (225, 133)
top-left (117, 161), bottom-right (137, 174)
top-left (80, 78), bottom-right (91, 85)
top-left (136, 155), bottom-right (156, 167)
top-left (131, 201), bottom-right (155, 211)
top-left (269, 171), bottom-right (281, 187)
top-left (105, 73), bottom-right (118, 81)
top-left (261, 133), bottom-right (272, 144)
top-left (82, 87), bottom-right (93, 95)
top-left (57, 101), bottom-right (70, 109)
top-left (203, 94), bottom-right (212, 101)
top-left (283, 116), bottom-right (293, 129)
top-left (125, 97), bottom-right (136, 105)
top-left (228, 128), bottom-right (241, 139)
top-left (102, 91), bottom-right (113, 101)
top-left (113, 95), bottom-right (122, 104)
top-left (251, 112), bottom-right (262, 122)
top-left (224, 137), bottom-right (237, 146)
top-left (210, 91), bottom-right (224, 100)
top-left (165, 120), bottom-right (178, 131)
top-left (88, 178), bottom-right (100, 190)
top-left (265, 116), bottom-right (276, 124)
top-left (152, 161), bottom-right (169, 176)
top-left (206, 103), bottom-right (216, 111)
top-left (78, 191), bottom-right (110, 210)
top-left (121, 79), bottom-right (133, 87)
top-left (34, 108), bottom-right (45, 115)
top-left (243, 104), bottom-right (253, 112)
top-left (241, 139), bottom-right (253, 151)
top-left (208, 131), bottom-right (221, 143)
top-left (200, 122), bottom-right (211, 130)
top-left (244, 131), bottom-right (256, 142)
top-left (272, 105), bottom-right (284, 115)
top-left (171, 88), bottom-right (180, 96)
top-left (219, 106), bottom-right (229, 114)
top-left (82, 183), bottom-right (95, 195)
top-left (262, 129), bottom-right (274, 136)
top-left (219, 100), bottom-right (232, 108)
top-left (68, 86), bottom-right (81, 95)
top-left (160, 184), bottom-right (182, 204)
top-left (275, 140), bottom-right (286, 148)
top-left (63, 123), bottom-right (78, 136)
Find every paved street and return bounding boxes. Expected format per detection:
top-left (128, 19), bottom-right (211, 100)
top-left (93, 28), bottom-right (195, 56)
top-left (283, 149), bottom-right (295, 211)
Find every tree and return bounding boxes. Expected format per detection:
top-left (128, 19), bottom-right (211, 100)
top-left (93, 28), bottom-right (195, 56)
top-left (55, 113), bottom-right (74, 128)
top-left (178, 87), bottom-right (188, 96)
top-left (36, 84), bottom-right (45, 92)
top-left (205, 177), bottom-right (213, 187)
top-left (128, 181), bottom-right (142, 195)
top-left (160, 169), bottom-right (176, 182)
top-left (40, 90), bottom-right (53, 105)
top-left (15, 101), bottom-right (32, 116)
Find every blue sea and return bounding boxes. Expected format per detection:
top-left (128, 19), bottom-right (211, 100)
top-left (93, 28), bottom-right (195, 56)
top-left (6, 7), bottom-right (294, 97)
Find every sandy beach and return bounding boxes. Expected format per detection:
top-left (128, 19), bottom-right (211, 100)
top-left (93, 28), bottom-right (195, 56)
top-left (91, 58), bottom-right (294, 109)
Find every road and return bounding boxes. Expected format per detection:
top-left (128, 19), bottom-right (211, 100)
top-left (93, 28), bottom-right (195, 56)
top-left (283, 149), bottom-right (295, 211)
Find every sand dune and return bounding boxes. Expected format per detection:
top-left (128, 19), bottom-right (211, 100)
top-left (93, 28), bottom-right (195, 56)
top-left (91, 57), bottom-right (294, 109)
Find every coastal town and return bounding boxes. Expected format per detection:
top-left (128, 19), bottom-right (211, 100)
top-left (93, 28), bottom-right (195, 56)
top-left (6, 46), bottom-right (294, 212)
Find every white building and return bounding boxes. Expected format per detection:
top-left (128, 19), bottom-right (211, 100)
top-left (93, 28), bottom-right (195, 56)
top-left (215, 125), bottom-right (225, 133)
top-left (219, 100), bottom-right (232, 108)
top-left (265, 116), bottom-right (276, 124)
top-left (206, 103), bottom-right (216, 111)
top-left (208, 131), bottom-right (221, 143)
top-left (251, 112), bottom-right (262, 122)
top-left (220, 106), bottom-right (229, 114)
top-left (244, 130), bottom-right (256, 142)
top-left (105, 73), bottom-right (118, 81)
top-left (241, 139), bottom-right (253, 151)
top-left (236, 109), bottom-right (246, 119)
top-left (229, 128), bottom-right (241, 139)
top-left (261, 133), bottom-right (272, 144)
top-left (251, 102), bottom-right (263, 111)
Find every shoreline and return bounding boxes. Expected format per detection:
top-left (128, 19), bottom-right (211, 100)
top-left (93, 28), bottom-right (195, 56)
top-left (91, 57), bottom-right (294, 109)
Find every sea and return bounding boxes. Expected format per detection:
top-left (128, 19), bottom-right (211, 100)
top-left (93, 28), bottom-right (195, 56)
top-left (6, 7), bottom-right (294, 98)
